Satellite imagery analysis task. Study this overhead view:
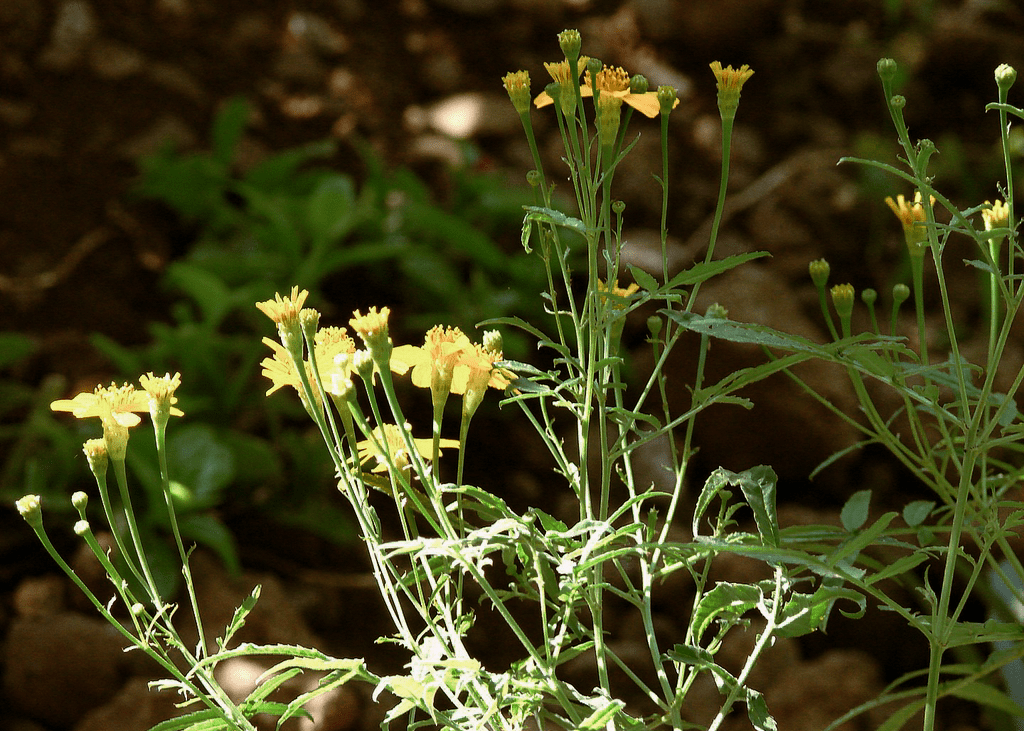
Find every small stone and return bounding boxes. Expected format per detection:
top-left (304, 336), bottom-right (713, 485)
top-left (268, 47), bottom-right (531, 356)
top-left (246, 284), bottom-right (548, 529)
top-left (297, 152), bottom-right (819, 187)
top-left (88, 40), bottom-right (145, 80)
top-left (38, 0), bottom-right (98, 72)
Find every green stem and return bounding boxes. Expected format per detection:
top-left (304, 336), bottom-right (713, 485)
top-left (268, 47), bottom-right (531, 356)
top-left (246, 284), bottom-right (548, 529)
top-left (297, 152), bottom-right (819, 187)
top-left (152, 418), bottom-right (207, 655)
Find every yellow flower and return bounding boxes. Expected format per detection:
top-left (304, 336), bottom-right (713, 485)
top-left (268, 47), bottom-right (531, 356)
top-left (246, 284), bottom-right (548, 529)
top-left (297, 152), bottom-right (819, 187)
top-left (314, 326), bottom-right (357, 396)
top-left (598, 279), bottom-right (640, 304)
top-left (51, 383), bottom-right (153, 460)
top-left (257, 286), bottom-right (309, 354)
top-left (138, 372), bottom-right (185, 425)
top-left (256, 286), bottom-right (309, 326)
top-left (710, 61), bottom-right (754, 94)
top-left (356, 423), bottom-right (458, 474)
top-left (982, 199), bottom-right (1010, 231)
top-left (543, 56), bottom-right (590, 86)
top-left (391, 326), bottom-right (473, 392)
top-left (502, 70), bottom-right (532, 114)
top-left (349, 307), bottom-right (393, 362)
top-left (260, 337), bottom-right (303, 396)
top-left (885, 191), bottom-right (932, 256)
top-left (261, 327), bottom-right (358, 404)
top-left (534, 59), bottom-right (676, 119)
top-left (51, 383), bottom-right (151, 428)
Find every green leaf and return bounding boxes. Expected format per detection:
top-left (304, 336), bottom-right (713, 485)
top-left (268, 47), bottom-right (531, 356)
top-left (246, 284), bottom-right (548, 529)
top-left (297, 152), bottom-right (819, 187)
top-left (841, 489), bottom-right (872, 532)
top-left (951, 680), bottom-right (1024, 718)
top-left (664, 251), bottom-right (770, 290)
top-left (211, 96), bottom-right (250, 166)
top-left (179, 512), bottom-right (241, 576)
top-left (692, 582), bottom-right (762, 640)
top-left (147, 709), bottom-right (225, 731)
top-left (522, 205), bottom-right (589, 236)
top-left (167, 424), bottom-right (236, 511)
top-left (579, 700), bottom-right (626, 730)
top-left (902, 500), bottom-right (935, 527)
top-left (737, 465), bottom-right (780, 548)
top-left (745, 688), bottom-right (778, 731)
top-left (306, 174), bottom-right (356, 245)
top-left (0, 332), bottom-right (35, 369)
top-left (627, 264), bottom-right (660, 293)
top-left (828, 511), bottom-right (898, 568)
top-left (693, 466), bottom-right (779, 548)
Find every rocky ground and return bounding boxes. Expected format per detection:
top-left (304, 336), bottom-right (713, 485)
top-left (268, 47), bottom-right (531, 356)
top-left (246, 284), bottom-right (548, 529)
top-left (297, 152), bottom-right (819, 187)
top-left (3, 0), bottom-right (1024, 729)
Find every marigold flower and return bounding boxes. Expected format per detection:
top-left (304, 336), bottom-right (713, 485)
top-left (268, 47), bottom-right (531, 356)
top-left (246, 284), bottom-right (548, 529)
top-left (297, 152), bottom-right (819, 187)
top-left (356, 423), bottom-right (458, 475)
top-left (256, 286), bottom-right (309, 326)
top-left (139, 372), bottom-right (184, 427)
top-left (391, 325), bottom-right (473, 394)
top-left (598, 279), bottom-right (640, 304)
top-left (502, 70), bottom-right (532, 114)
top-left (710, 61), bottom-right (754, 94)
top-left (260, 337), bottom-right (304, 396)
top-left (885, 191), bottom-right (932, 256)
top-left (349, 307), bottom-right (392, 361)
top-left (982, 199), bottom-right (1010, 231)
top-left (534, 59), bottom-right (677, 119)
top-left (710, 61), bottom-right (754, 119)
top-left (256, 286), bottom-right (309, 353)
top-left (51, 383), bottom-right (150, 427)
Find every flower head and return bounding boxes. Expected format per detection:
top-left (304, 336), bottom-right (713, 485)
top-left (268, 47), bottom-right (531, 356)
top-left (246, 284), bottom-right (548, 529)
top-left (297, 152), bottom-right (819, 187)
top-left (51, 383), bottom-right (149, 427)
top-left (885, 191), bottom-right (932, 256)
top-left (710, 61), bottom-right (754, 94)
top-left (502, 70), bottom-right (532, 114)
top-left (710, 61), bottom-right (754, 119)
top-left (51, 382), bottom-right (153, 460)
top-left (391, 325), bottom-right (473, 396)
top-left (459, 342), bottom-right (512, 420)
top-left (256, 287), bottom-right (309, 353)
top-left (82, 438), bottom-right (108, 480)
top-left (535, 60), bottom-right (678, 119)
top-left (349, 307), bottom-right (392, 363)
top-left (139, 372), bottom-right (184, 428)
top-left (16, 494), bottom-right (42, 529)
top-left (356, 423), bottom-right (458, 475)
top-left (598, 279), bottom-right (640, 304)
top-left (982, 199), bottom-right (1010, 231)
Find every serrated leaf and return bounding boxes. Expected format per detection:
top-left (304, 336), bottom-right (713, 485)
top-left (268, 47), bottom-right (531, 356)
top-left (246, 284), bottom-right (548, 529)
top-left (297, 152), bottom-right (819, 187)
top-left (627, 264), bottom-right (660, 293)
top-left (692, 583), bottom-right (761, 640)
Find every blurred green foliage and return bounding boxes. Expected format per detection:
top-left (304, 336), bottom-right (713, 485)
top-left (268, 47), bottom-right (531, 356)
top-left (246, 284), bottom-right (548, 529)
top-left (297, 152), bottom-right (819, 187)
top-left (5, 97), bottom-right (542, 586)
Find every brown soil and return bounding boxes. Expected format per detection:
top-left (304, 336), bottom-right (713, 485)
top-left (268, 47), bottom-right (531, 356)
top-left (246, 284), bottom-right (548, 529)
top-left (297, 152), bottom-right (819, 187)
top-left (3, 1), bottom-right (1024, 729)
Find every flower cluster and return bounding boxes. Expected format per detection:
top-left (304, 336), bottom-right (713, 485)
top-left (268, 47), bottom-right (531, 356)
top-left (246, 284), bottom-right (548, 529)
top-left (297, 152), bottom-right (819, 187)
top-left (50, 375), bottom-right (183, 460)
top-left (257, 290), bottom-right (511, 481)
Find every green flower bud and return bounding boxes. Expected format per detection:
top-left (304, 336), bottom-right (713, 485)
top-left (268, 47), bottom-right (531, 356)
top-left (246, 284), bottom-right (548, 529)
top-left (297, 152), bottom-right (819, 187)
top-left (630, 74), bottom-right (648, 94)
top-left (830, 283), bottom-right (854, 317)
top-left (72, 491), bottom-right (88, 512)
top-left (996, 64), bottom-right (1017, 93)
top-left (809, 258), bottom-right (830, 290)
top-left (482, 330), bottom-right (503, 355)
top-left (558, 29), bottom-right (582, 62)
top-left (74, 520), bottom-right (90, 536)
top-left (612, 200), bottom-right (625, 215)
top-left (877, 58), bottom-right (897, 82)
top-left (16, 494), bottom-right (42, 530)
top-left (892, 283), bottom-right (911, 309)
top-left (647, 315), bottom-right (663, 337)
top-left (890, 95), bottom-right (906, 109)
top-left (861, 288), bottom-right (878, 308)
top-left (657, 85), bottom-right (678, 116)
